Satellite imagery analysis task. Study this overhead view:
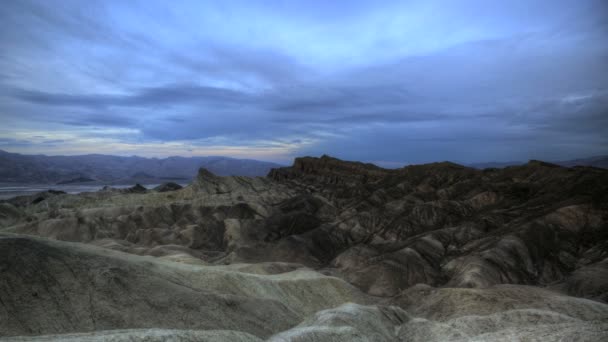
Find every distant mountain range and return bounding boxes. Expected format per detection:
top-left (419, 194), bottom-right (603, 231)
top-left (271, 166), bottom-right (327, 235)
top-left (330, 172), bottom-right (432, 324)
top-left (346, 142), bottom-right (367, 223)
top-left (1, 149), bottom-right (606, 184)
top-left (467, 155), bottom-right (608, 169)
top-left (0, 150), bottom-right (283, 184)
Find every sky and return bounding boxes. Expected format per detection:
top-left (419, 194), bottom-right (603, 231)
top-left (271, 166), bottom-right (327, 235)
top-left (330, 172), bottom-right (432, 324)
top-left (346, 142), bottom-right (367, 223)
top-left (0, 0), bottom-right (607, 165)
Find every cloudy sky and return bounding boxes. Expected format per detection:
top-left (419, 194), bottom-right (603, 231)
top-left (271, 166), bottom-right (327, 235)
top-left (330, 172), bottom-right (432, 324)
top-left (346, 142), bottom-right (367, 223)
top-left (0, 0), bottom-right (607, 165)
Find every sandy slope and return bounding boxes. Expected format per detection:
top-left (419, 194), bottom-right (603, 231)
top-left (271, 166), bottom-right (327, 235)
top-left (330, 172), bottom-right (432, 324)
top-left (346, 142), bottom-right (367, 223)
top-left (1, 234), bottom-right (607, 341)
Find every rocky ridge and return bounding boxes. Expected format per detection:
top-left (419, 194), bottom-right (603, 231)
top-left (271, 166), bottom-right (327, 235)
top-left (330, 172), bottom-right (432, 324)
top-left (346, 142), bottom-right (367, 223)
top-left (1, 155), bottom-right (607, 341)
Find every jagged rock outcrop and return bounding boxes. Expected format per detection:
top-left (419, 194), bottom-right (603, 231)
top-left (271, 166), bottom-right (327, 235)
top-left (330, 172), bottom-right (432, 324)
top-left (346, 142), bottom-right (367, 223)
top-left (3, 189), bottom-right (67, 208)
top-left (267, 156), bottom-right (608, 298)
top-left (1, 156), bottom-right (607, 341)
top-left (3, 158), bottom-right (607, 297)
top-left (122, 183), bottom-right (148, 194)
top-left (153, 182), bottom-right (183, 192)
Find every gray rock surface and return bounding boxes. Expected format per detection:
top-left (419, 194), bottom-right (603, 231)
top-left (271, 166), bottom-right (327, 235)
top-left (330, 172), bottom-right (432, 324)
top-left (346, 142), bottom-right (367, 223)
top-left (1, 155), bottom-right (607, 341)
top-left (0, 234), bottom-right (368, 339)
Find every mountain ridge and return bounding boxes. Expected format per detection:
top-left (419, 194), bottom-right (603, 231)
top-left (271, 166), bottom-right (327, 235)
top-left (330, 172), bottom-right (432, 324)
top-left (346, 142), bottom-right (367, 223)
top-left (1, 154), bottom-right (608, 340)
top-left (0, 149), bottom-right (283, 183)
top-left (468, 155), bottom-right (608, 169)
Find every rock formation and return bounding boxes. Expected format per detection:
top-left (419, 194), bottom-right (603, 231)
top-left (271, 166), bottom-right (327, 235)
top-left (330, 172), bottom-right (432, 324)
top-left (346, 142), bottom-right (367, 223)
top-left (153, 182), bottom-right (183, 192)
top-left (1, 155), bottom-right (607, 341)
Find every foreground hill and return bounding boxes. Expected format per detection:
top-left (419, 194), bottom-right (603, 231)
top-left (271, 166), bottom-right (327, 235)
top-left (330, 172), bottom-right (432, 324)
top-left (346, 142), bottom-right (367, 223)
top-left (1, 155), bottom-right (607, 341)
top-left (0, 149), bottom-right (282, 183)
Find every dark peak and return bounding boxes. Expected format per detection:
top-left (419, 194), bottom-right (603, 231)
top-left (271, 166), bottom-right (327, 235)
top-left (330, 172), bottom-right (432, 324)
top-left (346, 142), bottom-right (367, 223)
top-left (293, 155), bottom-right (385, 172)
top-left (269, 156), bottom-right (476, 183)
top-left (398, 161), bottom-right (471, 174)
top-left (526, 160), bottom-right (561, 168)
top-left (439, 161), bottom-right (465, 167)
top-left (154, 182), bottom-right (183, 192)
top-left (120, 183), bottom-right (147, 194)
top-left (318, 154), bottom-right (345, 162)
top-left (192, 168), bottom-right (223, 191)
top-left (422, 161), bottom-right (466, 169)
top-left (268, 155), bottom-right (390, 183)
top-left (196, 167), bottom-right (218, 180)
top-left (131, 183), bottom-right (147, 191)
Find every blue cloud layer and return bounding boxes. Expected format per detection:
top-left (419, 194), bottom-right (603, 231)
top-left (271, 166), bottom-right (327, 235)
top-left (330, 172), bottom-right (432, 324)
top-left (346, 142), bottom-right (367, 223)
top-left (0, 0), bottom-right (606, 163)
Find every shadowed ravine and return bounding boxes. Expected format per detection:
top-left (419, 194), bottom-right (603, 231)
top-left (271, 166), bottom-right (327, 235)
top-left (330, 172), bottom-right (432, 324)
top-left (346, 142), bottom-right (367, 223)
top-left (1, 156), bottom-right (607, 341)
